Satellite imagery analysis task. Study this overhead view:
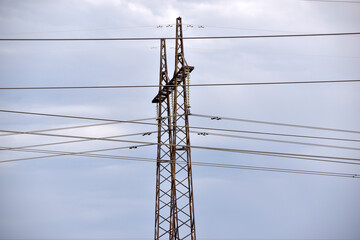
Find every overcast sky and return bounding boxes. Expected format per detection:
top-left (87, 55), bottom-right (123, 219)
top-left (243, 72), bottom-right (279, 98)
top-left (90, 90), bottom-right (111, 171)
top-left (0, 0), bottom-right (360, 239)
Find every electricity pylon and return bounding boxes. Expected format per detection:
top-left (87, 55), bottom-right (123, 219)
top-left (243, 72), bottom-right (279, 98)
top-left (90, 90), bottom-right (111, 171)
top-left (152, 17), bottom-right (196, 240)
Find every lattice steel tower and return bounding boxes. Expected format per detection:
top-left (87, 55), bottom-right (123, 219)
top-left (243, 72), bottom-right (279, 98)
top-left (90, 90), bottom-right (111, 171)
top-left (152, 17), bottom-right (196, 240)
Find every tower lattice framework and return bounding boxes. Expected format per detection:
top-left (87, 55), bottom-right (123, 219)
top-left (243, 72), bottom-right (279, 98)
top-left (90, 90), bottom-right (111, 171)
top-left (152, 17), bottom-right (196, 240)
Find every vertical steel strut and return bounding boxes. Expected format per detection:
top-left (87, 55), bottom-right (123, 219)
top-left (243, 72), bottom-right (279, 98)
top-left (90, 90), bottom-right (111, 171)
top-left (154, 39), bottom-right (174, 239)
top-left (153, 17), bottom-right (196, 240)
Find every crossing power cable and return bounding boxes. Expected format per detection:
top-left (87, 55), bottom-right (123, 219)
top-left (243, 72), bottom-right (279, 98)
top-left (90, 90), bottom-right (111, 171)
top-left (0, 144), bottom-right (155, 163)
top-left (1, 124), bottom-right (355, 155)
top-left (0, 32), bottom-right (359, 41)
top-left (0, 109), bottom-right (157, 127)
top-left (0, 147), bottom-right (358, 179)
top-left (189, 125), bottom-right (360, 143)
top-left (4, 127), bottom-right (357, 153)
top-left (0, 23), bottom-right (310, 36)
top-left (0, 121), bottom-right (120, 137)
top-left (1, 136), bottom-right (357, 166)
top-left (0, 146), bottom-right (154, 164)
top-left (1, 129), bottom-right (360, 164)
top-left (1, 131), bottom-right (157, 150)
top-left (303, 0), bottom-right (360, 3)
top-left (1, 143), bottom-right (359, 166)
top-left (0, 25), bottom-right (157, 36)
top-left (1, 79), bottom-right (360, 90)
top-left (191, 131), bottom-right (360, 151)
top-left (2, 109), bottom-right (360, 143)
top-left (197, 25), bottom-right (298, 33)
top-left (0, 118), bottom-right (156, 137)
top-left (191, 113), bottom-right (360, 134)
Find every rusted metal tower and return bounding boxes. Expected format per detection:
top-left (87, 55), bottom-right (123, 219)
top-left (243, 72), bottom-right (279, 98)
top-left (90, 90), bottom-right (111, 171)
top-left (152, 17), bottom-right (196, 240)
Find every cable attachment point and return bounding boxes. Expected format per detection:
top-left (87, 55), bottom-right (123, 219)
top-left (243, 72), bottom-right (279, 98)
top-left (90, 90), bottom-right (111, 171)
top-left (176, 146), bottom-right (186, 151)
top-left (197, 132), bottom-right (209, 136)
top-left (211, 117), bottom-right (222, 120)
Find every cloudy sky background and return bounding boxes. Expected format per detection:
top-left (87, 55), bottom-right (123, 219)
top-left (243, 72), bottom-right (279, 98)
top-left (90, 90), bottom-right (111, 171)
top-left (0, 0), bottom-right (360, 239)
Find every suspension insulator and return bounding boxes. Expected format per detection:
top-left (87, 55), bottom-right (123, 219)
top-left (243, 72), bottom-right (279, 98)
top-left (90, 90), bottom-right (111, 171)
top-left (170, 92), bottom-right (174, 114)
top-left (186, 73), bottom-right (191, 106)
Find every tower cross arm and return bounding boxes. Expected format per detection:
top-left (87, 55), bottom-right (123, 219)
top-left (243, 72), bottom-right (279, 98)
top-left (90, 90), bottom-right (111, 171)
top-left (152, 65), bottom-right (194, 103)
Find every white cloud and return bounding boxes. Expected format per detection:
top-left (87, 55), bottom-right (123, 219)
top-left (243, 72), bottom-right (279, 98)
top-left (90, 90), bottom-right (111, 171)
top-left (1, 0), bottom-right (359, 239)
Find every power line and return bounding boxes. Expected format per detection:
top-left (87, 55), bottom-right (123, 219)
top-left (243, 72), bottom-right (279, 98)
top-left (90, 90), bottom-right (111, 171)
top-left (2, 124), bottom-right (355, 158)
top-left (0, 25), bottom-right (156, 36)
top-left (303, 0), bottom-right (360, 3)
top-left (190, 125), bottom-right (360, 143)
top-left (0, 121), bottom-right (121, 137)
top-left (0, 32), bottom-right (359, 41)
top-left (201, 25), bottom-right (299, 34)
top-left (5, 127), bottom-right (356, 154)
top-left (0, 144), bottom-right (155, 163)
top-left (2, 144), bottom-right (358, 166)
top-left (1, 129), bottom-right (359, 164)
top-left (0, 117), bottom-right (156, 138)
top-left (2, 109), bottom-right (360, 143)
top-left (192, 145), bottom-right (360, 163)
top-left (191, 113), bottom-right (360, 134)
top-left (1, 131), bottom-right (157, 150)
top-left (2, 129), bottom-right (358, 165)
top-left (0, 147), bottom-right (145, 163)
top-left (191, 131), bottom-right (360, 151)
top-left (1, 79), bottom-right (360, 90)
top-left (0, 23), bottom-right (296, 37)
top-left (0, 109), bottom-right (157, 127)
top-left (195, 162), bottom-right (359, 178)
top-left (0, 24), bottom-right (298, 37)
top-left (0, 147), bottom-right (358, 178)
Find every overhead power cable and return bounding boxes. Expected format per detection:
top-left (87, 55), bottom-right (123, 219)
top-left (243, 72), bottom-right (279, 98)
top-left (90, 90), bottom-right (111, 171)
top-left (1, 79), bottom-right (360, 90)
top-left (191, 131), bottom-right (360, 151)
top-left (190, 125), bottom-right (360, 143)
top-left (2, 109), bottom-right (360, 143)
top-left (0, 144), bottom-right (154, 163)
top-left (0, 139), bottom-right (360, 165)
top-left (1, 144), bottom-right (358, 166)
top-left (201, 25), bottom-right (298, 34)
top-left (0, 32), bottom-right (359, 41)
top-left (191, 113), bottom-right (360, 134)
top-left (0, 121), bottom-right (119, 137)
top-left (1, 131), bottom-right (157, 150)
top-left (0, 109), bottom-right (157, 127)
top-left (0, 24), bottom-right (297, 36)
top-left (0, 25), bottom-right (156, 36)
top-left (303, 0), bottom-right (360, 3)
top-left (0, 117), bottom-right (156, 138)
top-left (0, 147), bottom-right (358, 179)
top-left (2, 125), bottom-right (355, 158)
top-left (5, 127), bottom-right (356, 154)
top-left (1, 129), bottom-right (360, 165)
